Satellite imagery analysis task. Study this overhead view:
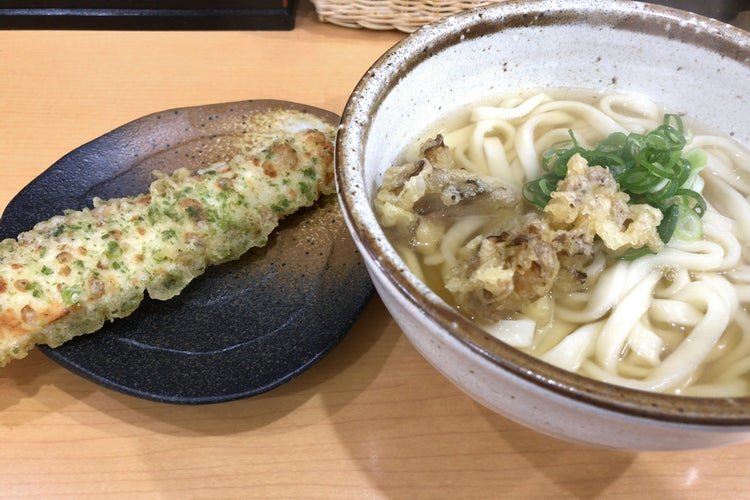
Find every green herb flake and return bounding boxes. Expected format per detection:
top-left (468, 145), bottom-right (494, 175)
top-left (27, 282), bottom-right (44, 298)
top-left (147, 206), bottom-right (161, 225)
top-left (185, 205), bottom-right (201, 219)
top-left (105, 240), bottom-right (122, 258)
top-left (61, 287), bottom-right (81, 305)
top-left (271, 197), bottom-right (292, 213)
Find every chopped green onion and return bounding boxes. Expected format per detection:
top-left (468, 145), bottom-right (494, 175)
top-left (522, 114), bottom-right (707, 252)
top-left (619, 246), bottom-right (656, 261)
top-left (657, 204), bottom-right (680, 243)
top-left (673, 208), bottom-right (703, 241)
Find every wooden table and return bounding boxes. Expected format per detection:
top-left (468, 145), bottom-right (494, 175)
top-left (2, 3), bottom-right (750, 498)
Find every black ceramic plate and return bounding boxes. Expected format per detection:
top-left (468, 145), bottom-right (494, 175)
top-left (0, 100), bottom-right (373, 404)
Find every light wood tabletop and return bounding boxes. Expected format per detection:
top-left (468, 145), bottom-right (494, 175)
top-left (1, 2), bottom-right (750, 498)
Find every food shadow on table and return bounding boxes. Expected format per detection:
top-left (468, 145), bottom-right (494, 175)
top-left (13, 293), bottom-right (389, 427)
top-left (1, 296), bottom-right (647, 498)
top-left (320, 354), bottom-right (639, 498)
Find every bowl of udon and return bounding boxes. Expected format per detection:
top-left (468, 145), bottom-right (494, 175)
top-left (335, 0), bottom-right (750, 450)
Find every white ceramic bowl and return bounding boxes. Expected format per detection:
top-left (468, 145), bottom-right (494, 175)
top-left (335, 0), bottom-right (750, 450)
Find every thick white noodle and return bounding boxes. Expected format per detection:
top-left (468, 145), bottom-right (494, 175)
top-left (482, 136), bottom-right (513, 183)
top-left (535, 100), bottom-right (629, 136)
top-left (649, 299), bottom-right (703, 326)
top-left (690, 135), bottom-right (750, 194)
top-left (515, 111), bottom-right (576, 181)
top-left (703, 175), bottom-right (750, 241)
top-left (597, 93), bottom-right (662, 132)
top-left (555, 260), bottom-right (629, 323)
top-left (595, 272), bottom-right (662, 371)
top-left (438, 216), bottom-right (487, 268)
top-left (642, 276), bottom-right (736, 391)
top-left (482, 318), bottom-right (537, 348)
top-left (541, 321), bottom-right (602, 372)
top-left (471, 92), bottom-right (552, 121)
top-left (392, 90), bottom-right (750, 395)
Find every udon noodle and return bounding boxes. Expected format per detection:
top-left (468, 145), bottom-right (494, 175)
top-left (376, 90), bottom-right (750, 397)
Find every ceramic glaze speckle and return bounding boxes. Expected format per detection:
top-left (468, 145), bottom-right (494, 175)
top-left (336, 0), bottom-right (750, 449)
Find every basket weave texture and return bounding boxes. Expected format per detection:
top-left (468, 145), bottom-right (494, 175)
top-left (311, 0), bottom-right (500, 32)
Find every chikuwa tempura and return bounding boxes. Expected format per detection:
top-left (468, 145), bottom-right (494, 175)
top-left (374, 90), bottom-right (750, 397)
top-left (0, 118), bottom-right (335, 367)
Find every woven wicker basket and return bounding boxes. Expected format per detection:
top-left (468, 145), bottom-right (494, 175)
top-left (311, 0), bottom-right (500, 32)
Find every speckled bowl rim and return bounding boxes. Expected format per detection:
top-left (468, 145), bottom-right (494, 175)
top-left (336, 0), bottom-right (750, 426)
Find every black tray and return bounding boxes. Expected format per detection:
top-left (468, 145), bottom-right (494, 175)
top-left (0, 0), bottom-right (298, 30)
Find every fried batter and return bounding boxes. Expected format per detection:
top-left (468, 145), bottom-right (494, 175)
top-left (545, 154), bottom-right (663, 254)
top-left (376, 139), bottom-right (664, 321)
top-left (0, 125), bottom-right (335, 367)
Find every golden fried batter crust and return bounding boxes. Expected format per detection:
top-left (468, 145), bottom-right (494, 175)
top-left (376, 138), bottom-right (664, 322)
top-left (0, 127), bottom-right (335, 366)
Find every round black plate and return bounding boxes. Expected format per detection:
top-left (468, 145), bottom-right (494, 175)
top-left (0, 100), bottom-right (373, 404)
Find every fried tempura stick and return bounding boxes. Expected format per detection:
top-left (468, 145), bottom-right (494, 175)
top-left (0, 128), bottom-right (334, 366)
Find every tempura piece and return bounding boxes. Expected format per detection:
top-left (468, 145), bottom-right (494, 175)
top-left (545, 154), bottom-right (663, 254)
top-left (374, 135), bottom-right (521, 237)
top-left (0, 128), bottom-right (335, 366)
